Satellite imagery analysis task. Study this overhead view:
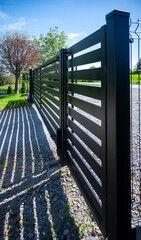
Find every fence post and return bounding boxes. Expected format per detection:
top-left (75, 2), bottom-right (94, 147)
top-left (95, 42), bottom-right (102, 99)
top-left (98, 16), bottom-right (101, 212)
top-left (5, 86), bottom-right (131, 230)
top-left (106, 10), bottom-right (131, 239)
top-left (40, 68), bottom-right (41, 109)
top-left (29, 68), bottom-right (33, 103)
top-left (59, 49), bottom-right (68, 165)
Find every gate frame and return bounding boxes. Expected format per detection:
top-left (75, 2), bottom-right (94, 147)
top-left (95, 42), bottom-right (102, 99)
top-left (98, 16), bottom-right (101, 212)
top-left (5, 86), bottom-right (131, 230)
top-left (30, 10), bottom-right (132, 240)
top-left (106, 10), bottom-right (131, 239)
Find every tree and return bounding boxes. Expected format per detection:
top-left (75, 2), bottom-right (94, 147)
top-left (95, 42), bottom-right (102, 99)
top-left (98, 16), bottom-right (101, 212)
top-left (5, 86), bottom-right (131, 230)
top-left (0, 68), bottom-right (5, 85)
top-left (0, 31), bottom-right (40, 93)
top-left (136, 58), bottom-right (141, 72)
top-left (34, 26), bottom-right (68, 63)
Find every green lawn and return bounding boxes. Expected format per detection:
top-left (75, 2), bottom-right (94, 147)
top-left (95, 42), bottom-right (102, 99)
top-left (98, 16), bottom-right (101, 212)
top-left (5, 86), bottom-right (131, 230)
top-left (131, 74), bottom-right (141, 84)
top-left (0, 83), bottom-right (22, 93)
top-left (0, 93), bottom-right (28, 110)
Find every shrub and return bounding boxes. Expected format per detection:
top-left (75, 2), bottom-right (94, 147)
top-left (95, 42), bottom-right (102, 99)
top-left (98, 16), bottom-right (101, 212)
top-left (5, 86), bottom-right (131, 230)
top-left (21, 81), bottom-right (26, 93)
top-left (7, 85), bottom-right (13, 94)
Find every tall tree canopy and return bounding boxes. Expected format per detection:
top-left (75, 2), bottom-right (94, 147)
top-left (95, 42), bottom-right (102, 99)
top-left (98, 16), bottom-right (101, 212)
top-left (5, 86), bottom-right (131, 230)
top-left (34, 26), bottom-right (68, 63)
top-left (0, 31), bottom-right (40, 93)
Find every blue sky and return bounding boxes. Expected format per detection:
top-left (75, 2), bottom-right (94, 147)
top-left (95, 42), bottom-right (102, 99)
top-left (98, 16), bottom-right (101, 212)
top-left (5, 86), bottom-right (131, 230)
top-left (0, 0), bottom-right (140, 66)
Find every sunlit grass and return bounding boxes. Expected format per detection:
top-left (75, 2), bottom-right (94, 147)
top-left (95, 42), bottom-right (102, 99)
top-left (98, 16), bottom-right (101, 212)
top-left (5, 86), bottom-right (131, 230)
top-left (0, 84), bottom-right (22, 93)
top-left (0, 93), bottom-right (28, 110)
top-left (131, 74), bottom-right (141, 84)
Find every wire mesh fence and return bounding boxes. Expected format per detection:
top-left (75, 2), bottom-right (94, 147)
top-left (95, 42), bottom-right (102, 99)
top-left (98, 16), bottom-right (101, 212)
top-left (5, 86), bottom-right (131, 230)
top-left (130, 18), bottom-right (141, 228)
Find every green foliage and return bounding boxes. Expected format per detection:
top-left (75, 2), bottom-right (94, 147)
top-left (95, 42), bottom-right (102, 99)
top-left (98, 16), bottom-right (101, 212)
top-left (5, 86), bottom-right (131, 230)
top-left (21, 81), bottom-right (26, 93)
top-left (136, 58), bottom-right (141, 72)
top-left (33, 26), bottom-right (68, 63)
top-left (130, 73), bottom-right (141, 84)
top-left (0, 83), bottom-right (22, 93)
top-left (7, 85), bottom-right (13, 94)
top-left (0, 74), bottom-right (15, 86)
top-left (22, 72), bottom-right (29, 81)
top-left (0, 73), bottom-right (5, 86)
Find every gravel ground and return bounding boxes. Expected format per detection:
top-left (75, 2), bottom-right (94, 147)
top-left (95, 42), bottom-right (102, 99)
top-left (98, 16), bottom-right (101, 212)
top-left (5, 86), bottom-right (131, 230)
top-left (0, 84), bottom-right (140, 240)
top-left (0, 105), bottom-right (103, 240)
top-left (130, 85), bottom-right (141, 228)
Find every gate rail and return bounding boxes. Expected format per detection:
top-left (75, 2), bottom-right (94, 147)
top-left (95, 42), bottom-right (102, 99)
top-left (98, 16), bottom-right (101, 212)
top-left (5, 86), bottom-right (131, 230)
top-left (30, 10), bottom-right (138, 240)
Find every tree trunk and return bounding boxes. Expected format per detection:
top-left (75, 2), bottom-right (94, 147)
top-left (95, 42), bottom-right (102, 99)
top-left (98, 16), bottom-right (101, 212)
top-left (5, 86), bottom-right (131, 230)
top-left (15, 74), bottom-right (19, 94)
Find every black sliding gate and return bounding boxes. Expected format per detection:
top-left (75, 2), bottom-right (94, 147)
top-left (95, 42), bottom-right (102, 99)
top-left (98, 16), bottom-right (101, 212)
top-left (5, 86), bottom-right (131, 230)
top-left (30, 10), bottom-right (138, 240)
top-left (64, 25), bottom-right (107, 236)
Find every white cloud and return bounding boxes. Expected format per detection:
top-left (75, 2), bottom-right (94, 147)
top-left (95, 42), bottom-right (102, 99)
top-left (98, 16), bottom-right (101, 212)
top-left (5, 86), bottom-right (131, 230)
top-left (31, 18), bottom-right (39, 21)
top-left (5, 18), bottom-right (26, 30)
top-left (68, 32), bottom-right (84, 39)
top-left (0, 10), bottom-right (8, 19)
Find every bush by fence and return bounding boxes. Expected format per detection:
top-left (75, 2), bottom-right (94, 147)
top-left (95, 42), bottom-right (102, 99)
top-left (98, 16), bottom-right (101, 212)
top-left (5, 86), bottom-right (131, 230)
top-left (7, 85), bottom-right (13, 94)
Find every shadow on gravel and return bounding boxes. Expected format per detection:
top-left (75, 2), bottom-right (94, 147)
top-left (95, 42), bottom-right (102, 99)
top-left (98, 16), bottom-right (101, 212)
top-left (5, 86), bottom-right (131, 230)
top-left (0, 106), bottom-right (79, 240)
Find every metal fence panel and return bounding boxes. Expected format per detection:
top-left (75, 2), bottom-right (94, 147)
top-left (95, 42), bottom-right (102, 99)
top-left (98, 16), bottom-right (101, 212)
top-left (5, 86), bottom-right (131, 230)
top-left (64, 25), bottom-right (107, 236)
top-left (30, 10), bottom-right (133, 240)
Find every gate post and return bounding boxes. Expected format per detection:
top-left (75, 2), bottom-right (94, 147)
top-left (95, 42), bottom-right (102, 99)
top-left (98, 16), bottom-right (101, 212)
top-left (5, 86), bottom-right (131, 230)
top-left (59, 49), bottom-right (68, 165)
top-left (29, 68), bottom-right (33, 103)
top-left (106, 10), bottom-right (131, 239)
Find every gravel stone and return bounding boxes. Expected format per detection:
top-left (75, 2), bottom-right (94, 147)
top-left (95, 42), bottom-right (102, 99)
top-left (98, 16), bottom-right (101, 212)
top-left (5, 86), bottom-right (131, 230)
top-left (0, 105), bottom-right (104, 239)
top-left (63, 229), bottom-right (69, 235)
top-left (27, 233), bottom-right (34, 239)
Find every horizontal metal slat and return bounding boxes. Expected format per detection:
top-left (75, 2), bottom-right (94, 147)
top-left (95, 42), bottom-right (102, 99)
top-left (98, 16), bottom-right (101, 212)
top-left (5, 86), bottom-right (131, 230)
top-left (34, 54), bottom-right (59, 71)
top-left (67, 118), bottom-right (103, 160)
top-left (42, 63), bottom-right (59, 73)
top-left (41, 85), bottom-right (59, 97)
top-left (67, 68), bottom-right (102, 81)
top-left (34, 89), bottom-right (40, 97)
top-left (41, 80), bottom-right (59, 88)
top-left (41, 94), bottom-right (60, 117)
top-left (41, 91), bottom-right (59, 107)
top-left (34, 94), bottom-right (40, 105)
top-left (67, 140), bottom-right (102, 199)
top-left (67, 48), bottom-right (102, 68)
top-left (34, 96), bottom-right (40, 105)
top-left (41, 103), bottom-right (59, 131)
top-left (34, 88), bottom-right (40, 97)
top-left (34, 80), bottom-right (40, 84)
top-left (34, 74), bottom-right (40, 80)
top-left (67, 83), bottom-right (102, 100)
top-left (41, 72), bottom-right (59, 80)
top-left (67, 106), bottom-right (103, 140)
top-left (68, 27), bottom-right (102, 54)
top-left (67, 129), bottom-right (102, 180)
top-left (34, 98), bottom-right (40, 110)
top-left (34, 91), bottom-right (40, 100)
top-left (67, 143), bottom-right (102, 220)
top-left (67, 95), bottom-right (102, 120)
top-left (41, 99), bottom-right (60, 125)
top-left (34, 70), bottom-right (40, 76)
top-left (34, 83), bottom-right (40, 90)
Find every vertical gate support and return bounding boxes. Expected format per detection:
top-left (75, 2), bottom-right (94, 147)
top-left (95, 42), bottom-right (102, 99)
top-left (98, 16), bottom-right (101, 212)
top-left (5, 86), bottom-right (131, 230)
top-left (106, 10), bottom-right (131, 239)
top-left (59, 48), bottom-right (68, 165)
top-left (29, 68), bottom-right (33, 103)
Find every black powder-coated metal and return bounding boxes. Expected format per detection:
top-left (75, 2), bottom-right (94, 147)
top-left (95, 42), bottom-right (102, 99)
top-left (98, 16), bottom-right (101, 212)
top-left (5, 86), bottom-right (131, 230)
top-left (59, 49), bottom-right (68, 165)
top-left (67, 106), bottom-right (103, 140)
top-left (29, 69), bottom-right (33, 103)
top-left (67, 83), bottom-right (102, 99)
top-left (31, 10), bottom-right (132, 239)
top-left (106, 10), bottom-right (131, 240)
top-left (67, 95), bottom-right (102, 120)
